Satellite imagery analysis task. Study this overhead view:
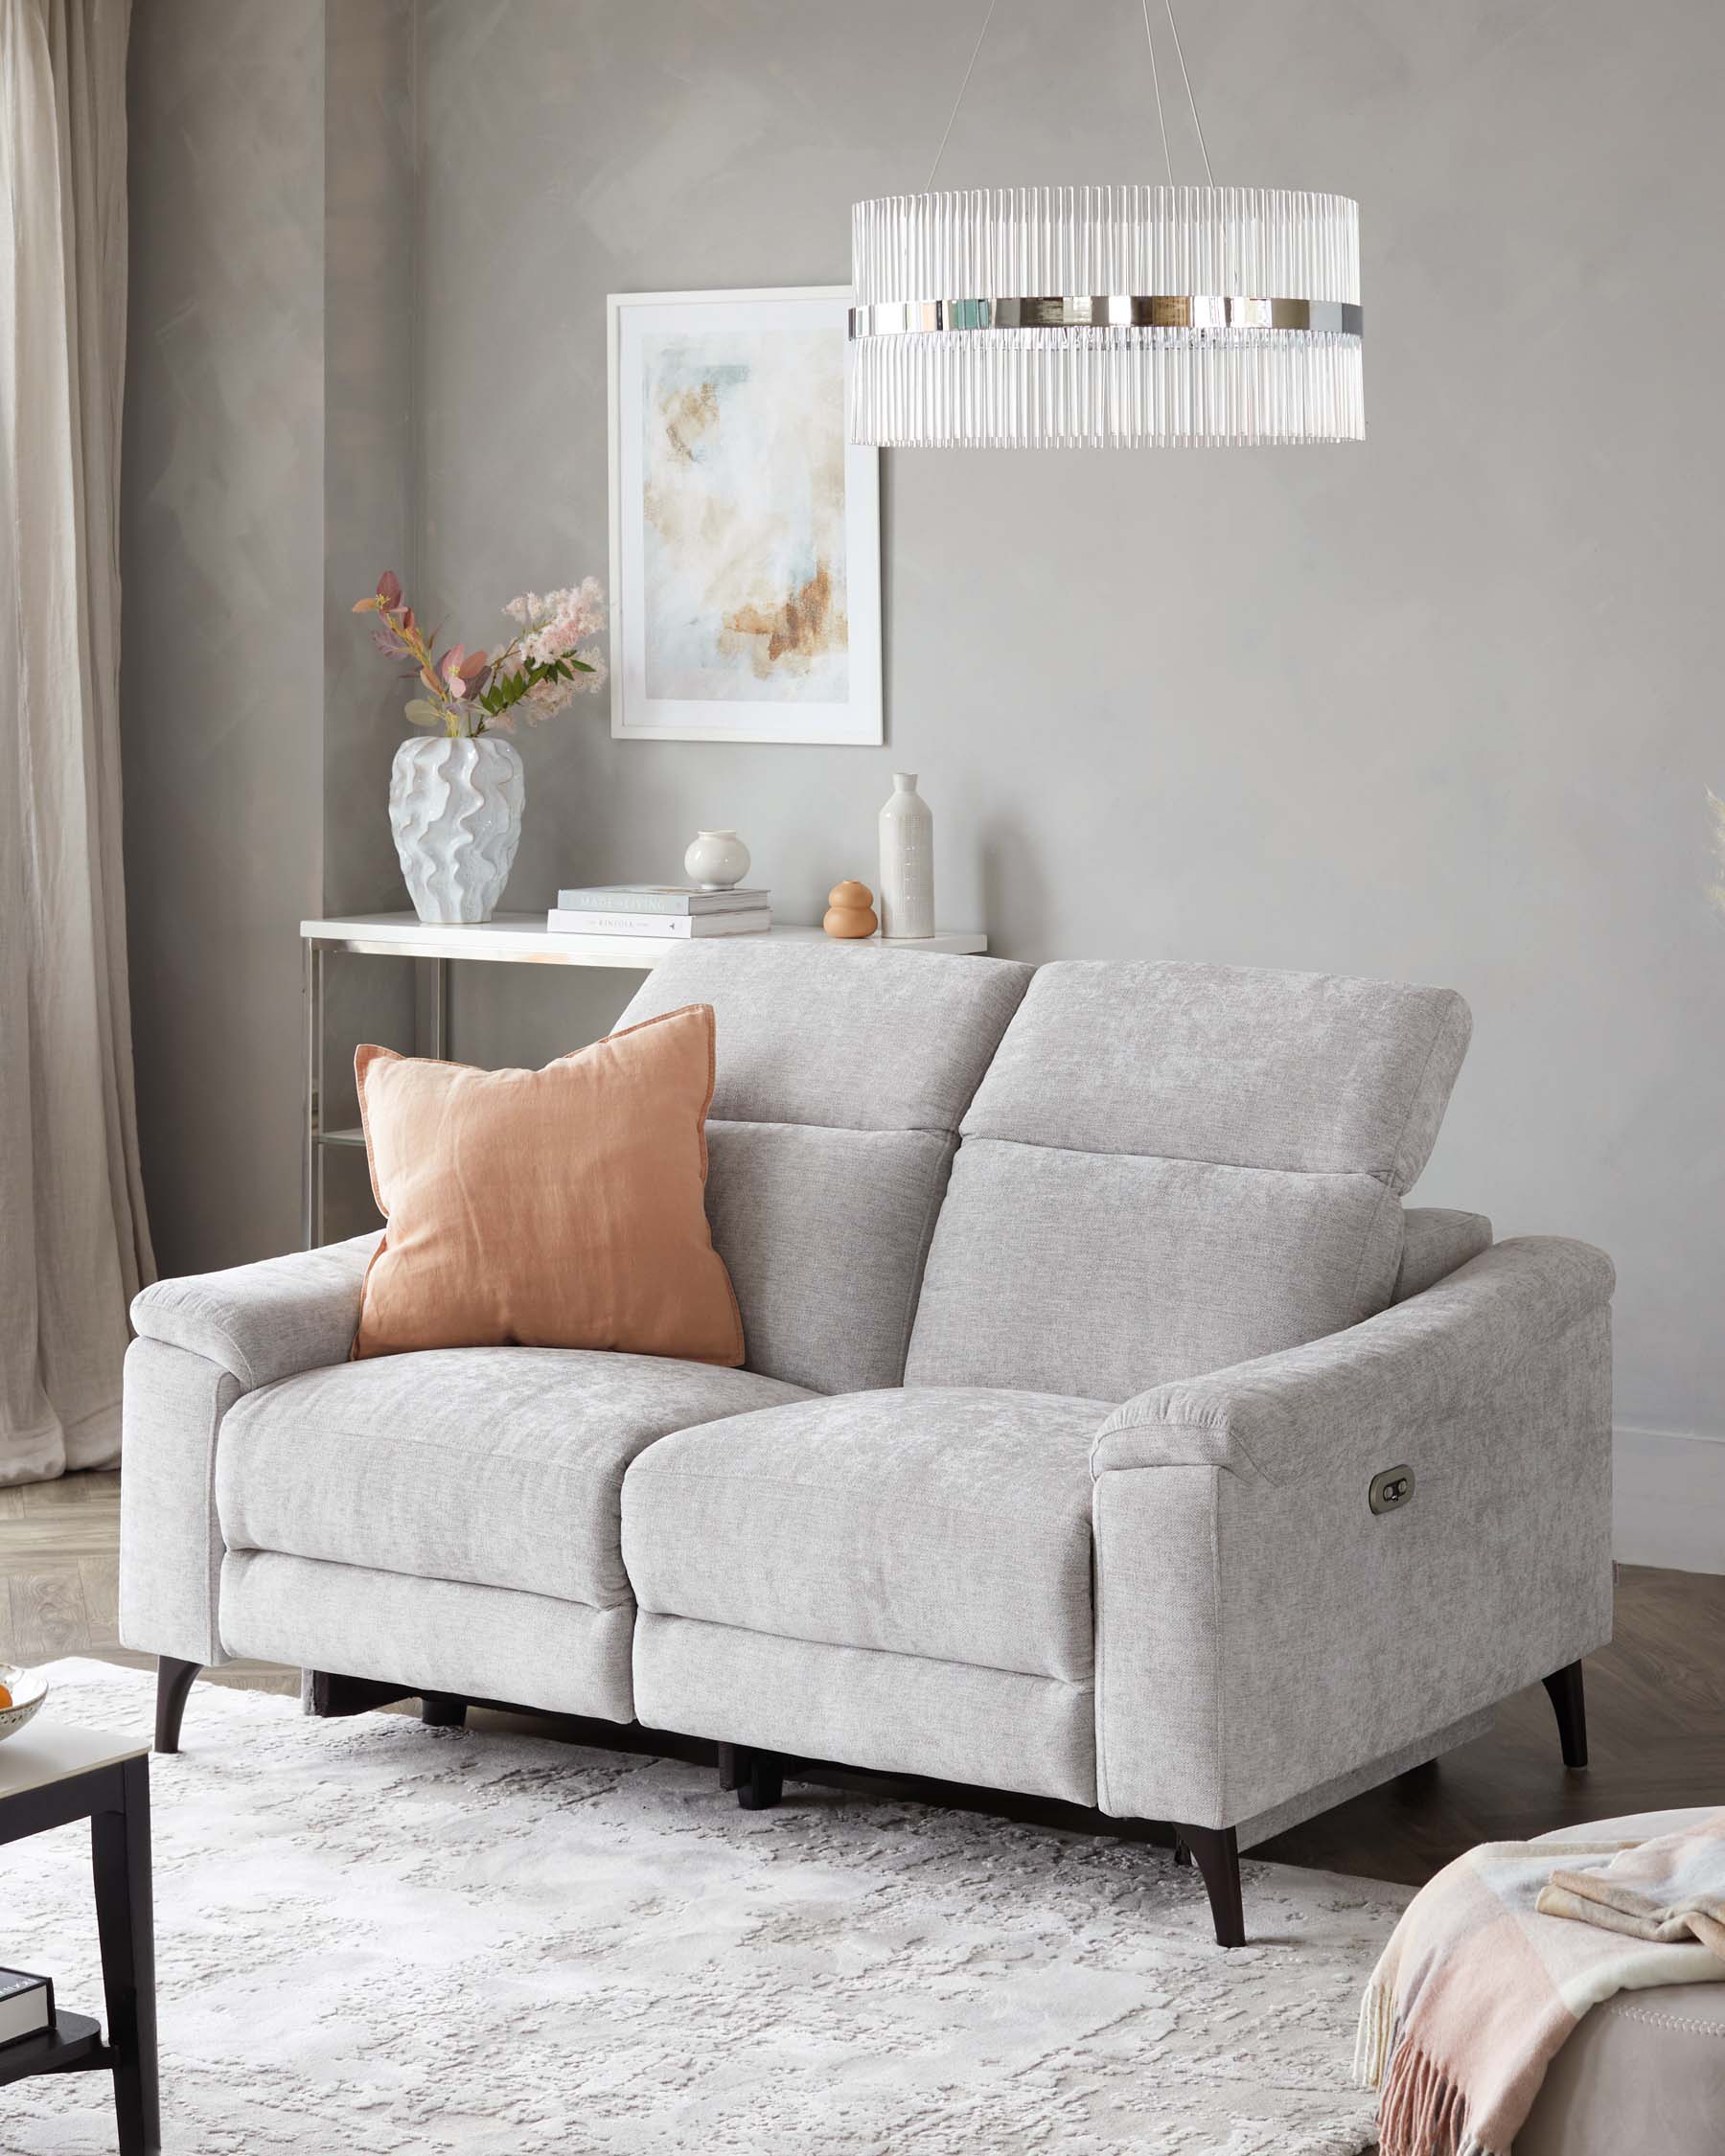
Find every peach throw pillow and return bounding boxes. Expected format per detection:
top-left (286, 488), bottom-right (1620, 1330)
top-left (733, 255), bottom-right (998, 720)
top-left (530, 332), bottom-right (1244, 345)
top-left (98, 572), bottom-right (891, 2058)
top-left (351, 1004), bottom-right (743, 1365)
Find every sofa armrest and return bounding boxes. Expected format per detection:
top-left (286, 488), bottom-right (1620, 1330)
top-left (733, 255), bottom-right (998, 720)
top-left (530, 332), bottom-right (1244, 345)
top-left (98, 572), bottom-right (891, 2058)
top-left (120, 1234), bottom-right (380, 1668)
top-left (1088, 1235), bottom-right (1616, 1832)
top-left (129, 1232), bottom-right (380, 1391)
top-left (1091, 1235), bottom-right (1615, 1487)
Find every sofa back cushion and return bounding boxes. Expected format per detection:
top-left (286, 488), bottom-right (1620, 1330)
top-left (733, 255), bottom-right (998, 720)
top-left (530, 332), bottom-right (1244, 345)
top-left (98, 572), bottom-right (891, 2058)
top-left (619, 942), bottom-right (1033, 1392)
top-left (905, 959), bottom-right (1471, 1400)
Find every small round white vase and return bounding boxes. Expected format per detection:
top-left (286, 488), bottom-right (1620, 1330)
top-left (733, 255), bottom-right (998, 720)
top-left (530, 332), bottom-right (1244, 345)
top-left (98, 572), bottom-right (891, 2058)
top-left (878, 772), bottom-right (934, 939)
top-left (389, 735), bottom-right (525, 925)
top-left (684, 829), bottom-right (751, 891)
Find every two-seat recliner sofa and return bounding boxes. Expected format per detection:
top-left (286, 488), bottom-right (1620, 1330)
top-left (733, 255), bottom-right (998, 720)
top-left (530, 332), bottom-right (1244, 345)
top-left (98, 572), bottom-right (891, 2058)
top-left (119, 943), bottom-right (1614, 1945)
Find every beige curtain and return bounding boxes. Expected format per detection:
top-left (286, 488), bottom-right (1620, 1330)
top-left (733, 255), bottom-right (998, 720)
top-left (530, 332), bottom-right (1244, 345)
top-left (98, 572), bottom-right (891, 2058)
top-left (1, 0), bottom-right (152, 1483)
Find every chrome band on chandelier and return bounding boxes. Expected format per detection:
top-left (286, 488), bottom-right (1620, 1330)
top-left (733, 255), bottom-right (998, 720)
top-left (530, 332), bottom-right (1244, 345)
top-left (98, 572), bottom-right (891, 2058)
top-left (849, 296), bottom-right (1364, 338)
top-left (847, 187), bottom-right (1365, 446)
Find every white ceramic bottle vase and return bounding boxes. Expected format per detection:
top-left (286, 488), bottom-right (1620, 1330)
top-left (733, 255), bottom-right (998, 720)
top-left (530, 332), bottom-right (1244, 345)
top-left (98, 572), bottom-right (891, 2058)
top-left (878, 771), bottom-right (934, 940)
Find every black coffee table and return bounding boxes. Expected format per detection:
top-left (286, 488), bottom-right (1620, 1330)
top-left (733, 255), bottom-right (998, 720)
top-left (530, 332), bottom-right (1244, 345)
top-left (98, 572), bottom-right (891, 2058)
top-left (0, 1718), bottom-right (158, 2154)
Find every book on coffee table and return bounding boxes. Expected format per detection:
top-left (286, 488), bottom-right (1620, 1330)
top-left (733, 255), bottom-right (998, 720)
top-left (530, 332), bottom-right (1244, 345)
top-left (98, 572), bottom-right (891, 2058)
top-left (555, 884), bottom-right (769, 917)
top-left (545, 907), bottom-right (771, 939)
top-left (0, 1969), bottom-right (54, 2051)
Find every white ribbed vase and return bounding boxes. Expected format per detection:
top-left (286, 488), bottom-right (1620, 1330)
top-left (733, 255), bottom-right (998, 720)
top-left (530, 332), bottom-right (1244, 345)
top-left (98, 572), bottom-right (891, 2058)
top-left (388, 735), bottom-right (525, 925)
top-left (878, 771), bottom-right (934, 940)
top-left (849, 186), bottom-right (1362, 448)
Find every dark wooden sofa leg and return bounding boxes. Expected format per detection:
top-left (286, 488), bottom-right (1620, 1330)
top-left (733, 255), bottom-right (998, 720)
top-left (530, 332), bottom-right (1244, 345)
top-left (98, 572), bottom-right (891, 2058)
top-left (734, 1747), bottom-right (784, 1811)
top-left (420, 1693), bottom-right (467, 1729)
top-left (1541, 1660), bottom-right (1589, 1770)
top-left (154, 1657), bottom-right (200, 1755)
top-left (1174, 1824), bottom-right (1245, 1948)
top-left (307, 1670), bottom-right (413, 1718)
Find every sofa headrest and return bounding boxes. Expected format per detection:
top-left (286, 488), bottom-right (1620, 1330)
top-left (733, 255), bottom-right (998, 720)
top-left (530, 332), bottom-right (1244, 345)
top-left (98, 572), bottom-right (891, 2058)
top-left (619, 939), bottom-right (1034, 1134)
top-left (962, 959), bottom-right (1470, 1194)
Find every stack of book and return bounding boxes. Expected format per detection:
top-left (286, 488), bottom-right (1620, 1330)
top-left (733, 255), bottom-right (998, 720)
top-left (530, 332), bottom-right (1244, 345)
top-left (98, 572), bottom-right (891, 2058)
top-left (546, 884), bottom-right (771, 940)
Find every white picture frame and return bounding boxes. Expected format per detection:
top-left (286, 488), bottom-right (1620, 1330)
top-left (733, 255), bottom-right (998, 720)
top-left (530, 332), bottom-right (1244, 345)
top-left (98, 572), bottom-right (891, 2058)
top-left (608, 285), bottom-right (883, 745)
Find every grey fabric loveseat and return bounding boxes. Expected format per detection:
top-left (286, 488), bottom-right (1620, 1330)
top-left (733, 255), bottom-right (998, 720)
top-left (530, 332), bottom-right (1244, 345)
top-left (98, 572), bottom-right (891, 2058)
top-left (118, 944), bottom-right (1614, 1945)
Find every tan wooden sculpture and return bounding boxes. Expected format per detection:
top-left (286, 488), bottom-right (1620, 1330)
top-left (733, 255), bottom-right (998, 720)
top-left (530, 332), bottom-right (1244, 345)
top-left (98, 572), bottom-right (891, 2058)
top-left (822, 880), bottom-right (878, 939)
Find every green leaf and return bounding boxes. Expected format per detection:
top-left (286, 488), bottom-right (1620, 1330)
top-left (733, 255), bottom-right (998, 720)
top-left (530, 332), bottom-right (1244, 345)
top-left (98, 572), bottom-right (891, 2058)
top-left (403, 698), bottom-right (443, 728)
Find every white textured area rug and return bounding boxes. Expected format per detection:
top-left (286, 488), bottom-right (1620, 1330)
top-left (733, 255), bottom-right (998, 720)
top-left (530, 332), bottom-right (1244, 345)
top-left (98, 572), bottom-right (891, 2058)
top-left (5, 1662), bottom-right (1404, 2155)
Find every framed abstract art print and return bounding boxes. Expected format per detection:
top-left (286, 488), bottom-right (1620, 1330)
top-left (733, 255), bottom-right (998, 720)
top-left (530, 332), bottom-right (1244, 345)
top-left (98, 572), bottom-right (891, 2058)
top-left (608, 286), bottom-right (883, 745)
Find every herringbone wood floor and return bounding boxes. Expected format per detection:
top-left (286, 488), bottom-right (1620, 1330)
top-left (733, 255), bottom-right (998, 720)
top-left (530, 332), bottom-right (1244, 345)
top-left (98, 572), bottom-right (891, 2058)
top-left (3, 1471), bottom-right (1720, 1888)
top-left (0, 1471), bottom-right (296, 1698)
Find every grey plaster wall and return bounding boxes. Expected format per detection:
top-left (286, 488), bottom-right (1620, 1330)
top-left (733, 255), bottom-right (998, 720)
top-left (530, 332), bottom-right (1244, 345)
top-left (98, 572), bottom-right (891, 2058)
top-left (122, 0), bottom-right (326, 1276)
top-left (124, 0), bottom-right (420, 1261)
top-left (324, 0), bottom-right (418, 921)
top-left (320, 0), bottom-right (419, 1234)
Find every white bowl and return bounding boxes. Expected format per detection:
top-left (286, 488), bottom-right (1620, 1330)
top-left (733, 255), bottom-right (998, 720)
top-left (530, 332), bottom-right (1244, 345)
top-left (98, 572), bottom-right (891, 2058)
top-left (0, 1663), bottom-right (48, 1745)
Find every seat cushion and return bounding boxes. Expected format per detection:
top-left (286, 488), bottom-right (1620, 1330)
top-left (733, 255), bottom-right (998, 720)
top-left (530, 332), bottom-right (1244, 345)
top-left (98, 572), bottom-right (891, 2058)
top-left (621, 1386), bottom-right (1112, 1683)
top-left (216, 1347), bottom-right (812, 1607)
top-left (616, 942), bottom-right (1033, 1392)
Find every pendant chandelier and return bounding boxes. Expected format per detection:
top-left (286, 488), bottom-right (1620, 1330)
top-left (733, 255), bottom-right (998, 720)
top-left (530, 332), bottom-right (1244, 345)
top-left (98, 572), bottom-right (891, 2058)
top-left (848, 1), bottom-right (1363, 450)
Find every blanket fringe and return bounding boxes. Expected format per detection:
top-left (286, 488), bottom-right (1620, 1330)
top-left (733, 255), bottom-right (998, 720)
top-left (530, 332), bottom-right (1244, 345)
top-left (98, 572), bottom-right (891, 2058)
top-left (1371, 2031), bottom-right (1501, 2156)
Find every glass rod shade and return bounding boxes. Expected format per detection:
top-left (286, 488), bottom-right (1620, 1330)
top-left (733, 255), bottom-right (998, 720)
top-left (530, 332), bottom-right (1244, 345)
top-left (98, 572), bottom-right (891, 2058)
top-left (848, 187), bottom-right (1363, 448)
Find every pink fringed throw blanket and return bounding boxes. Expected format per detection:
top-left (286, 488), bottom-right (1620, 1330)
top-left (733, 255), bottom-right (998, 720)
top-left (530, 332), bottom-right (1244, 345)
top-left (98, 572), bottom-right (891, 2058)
top-left (1356, 1812), bottom-right (1725, 2156)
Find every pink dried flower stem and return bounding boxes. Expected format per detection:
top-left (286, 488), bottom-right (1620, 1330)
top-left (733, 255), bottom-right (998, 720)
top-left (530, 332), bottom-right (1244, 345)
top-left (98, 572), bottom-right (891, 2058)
top-left (353, 569), bottom-right (607, 739)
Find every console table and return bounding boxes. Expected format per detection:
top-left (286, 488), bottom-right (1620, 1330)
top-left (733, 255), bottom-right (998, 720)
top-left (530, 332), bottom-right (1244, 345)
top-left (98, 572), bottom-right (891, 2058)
top-left (0, 1724), bottom-right (157, 2154)
top-left (300, 913), bottom-right (988, 1248)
